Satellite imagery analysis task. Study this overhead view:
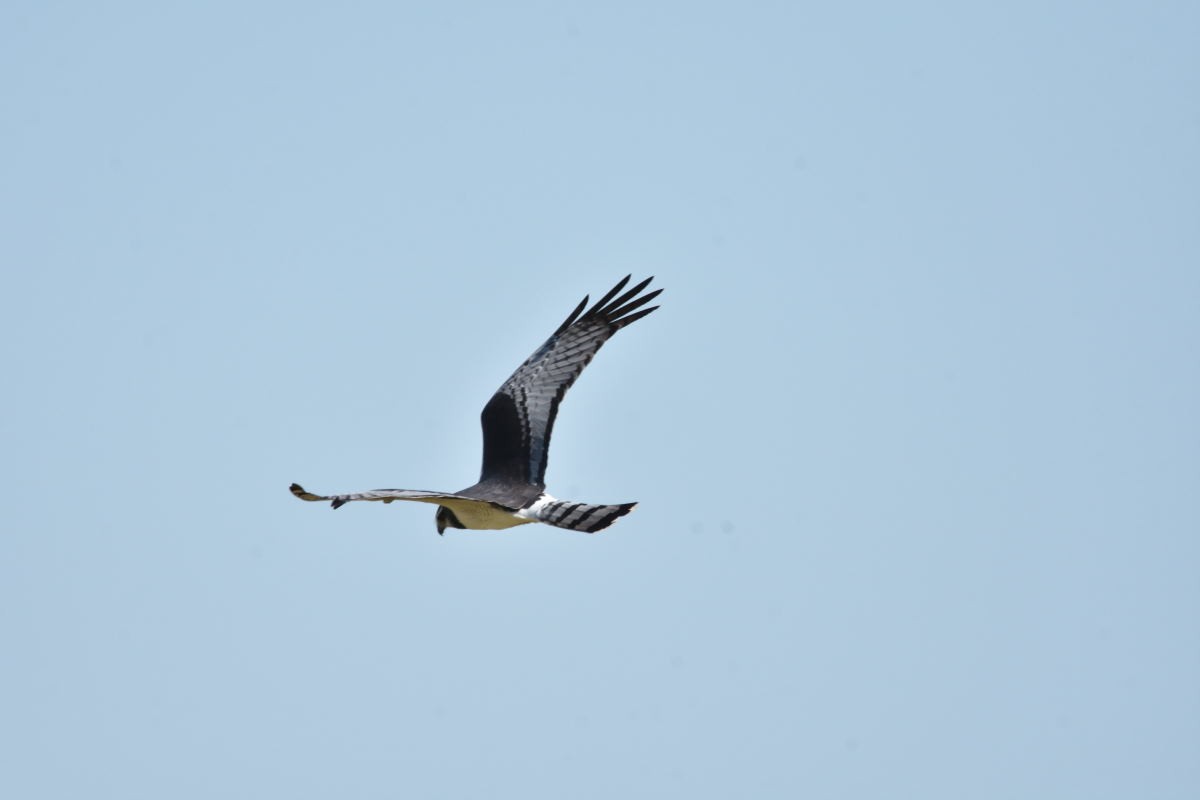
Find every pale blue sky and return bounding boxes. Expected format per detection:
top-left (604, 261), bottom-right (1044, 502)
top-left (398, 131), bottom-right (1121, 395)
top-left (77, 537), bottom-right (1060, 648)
top-left (3, 2), bottom-right (1197, 798)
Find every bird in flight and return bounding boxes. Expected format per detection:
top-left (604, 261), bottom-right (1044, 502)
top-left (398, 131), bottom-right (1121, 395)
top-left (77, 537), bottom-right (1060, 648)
top-left (290, 275), bottom-right (662, 534)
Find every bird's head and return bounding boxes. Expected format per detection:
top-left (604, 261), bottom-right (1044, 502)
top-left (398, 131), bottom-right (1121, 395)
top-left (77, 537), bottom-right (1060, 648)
top-left (435, 506), bottom-right (465, 536)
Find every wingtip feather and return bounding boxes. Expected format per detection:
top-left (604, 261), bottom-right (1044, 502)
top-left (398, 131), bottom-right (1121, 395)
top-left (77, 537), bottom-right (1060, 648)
top-left (291, 483), bottom-right (333, 503)
top-left (554, 295), bottom-right (590, 336)
top-left (590, 275), bottom-right (633, 313)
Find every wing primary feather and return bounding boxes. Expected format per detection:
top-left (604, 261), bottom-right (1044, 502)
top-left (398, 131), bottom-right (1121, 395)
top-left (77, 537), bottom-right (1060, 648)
top-left (607, 288), bottom-right (663, 323)
top-left (612, 305), bottom-right (660, 329)
top-left (587, 274), bottom-right (633, 312)
top-left (603, 276), bottom-right (655, 313)
top-left (553, 296), bottom-right (590, 337)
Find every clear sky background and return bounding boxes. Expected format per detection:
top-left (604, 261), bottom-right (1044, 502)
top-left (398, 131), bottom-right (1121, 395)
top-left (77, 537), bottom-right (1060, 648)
top-left (3, 2), bottom-right (1197, 798)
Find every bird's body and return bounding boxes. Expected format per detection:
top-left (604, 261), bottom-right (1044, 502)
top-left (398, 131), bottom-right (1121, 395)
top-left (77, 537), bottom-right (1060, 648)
top-left (290, 275), bottom-right (661, 534)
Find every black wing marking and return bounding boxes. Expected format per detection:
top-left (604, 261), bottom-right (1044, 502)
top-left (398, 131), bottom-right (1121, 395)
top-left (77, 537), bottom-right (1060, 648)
top-left (478, 275), bottom-right (662, 488)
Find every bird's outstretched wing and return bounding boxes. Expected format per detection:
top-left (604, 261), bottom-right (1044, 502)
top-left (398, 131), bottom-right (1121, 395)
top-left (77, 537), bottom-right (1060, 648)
top-left (478, 275), bottom-right (661, 488)
top-left (289, 483), bottom-right (527, 532)
top-left (290, 483), bottom-right (461, 510)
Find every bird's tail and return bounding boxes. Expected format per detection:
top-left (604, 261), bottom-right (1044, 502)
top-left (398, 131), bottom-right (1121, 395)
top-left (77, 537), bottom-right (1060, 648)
top-left (533, 499), bottom-right (637, 533)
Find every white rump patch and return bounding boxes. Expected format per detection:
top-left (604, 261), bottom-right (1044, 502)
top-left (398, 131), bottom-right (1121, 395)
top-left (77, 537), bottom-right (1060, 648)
top-left (515, 493), bottom-right (558, 522)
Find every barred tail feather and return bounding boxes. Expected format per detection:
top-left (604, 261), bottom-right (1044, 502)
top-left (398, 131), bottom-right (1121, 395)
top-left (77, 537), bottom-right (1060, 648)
top-left (535, 499), bottom-right (637, 533)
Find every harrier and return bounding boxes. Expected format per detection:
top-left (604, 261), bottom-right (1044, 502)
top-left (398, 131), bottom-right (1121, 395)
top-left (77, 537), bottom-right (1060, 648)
top-left (290, 275), bottom-right (662, 534)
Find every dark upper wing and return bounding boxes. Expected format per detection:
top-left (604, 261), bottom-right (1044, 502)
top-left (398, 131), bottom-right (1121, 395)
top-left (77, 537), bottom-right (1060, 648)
top-left (478, 275), bottom-right (662, 488)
